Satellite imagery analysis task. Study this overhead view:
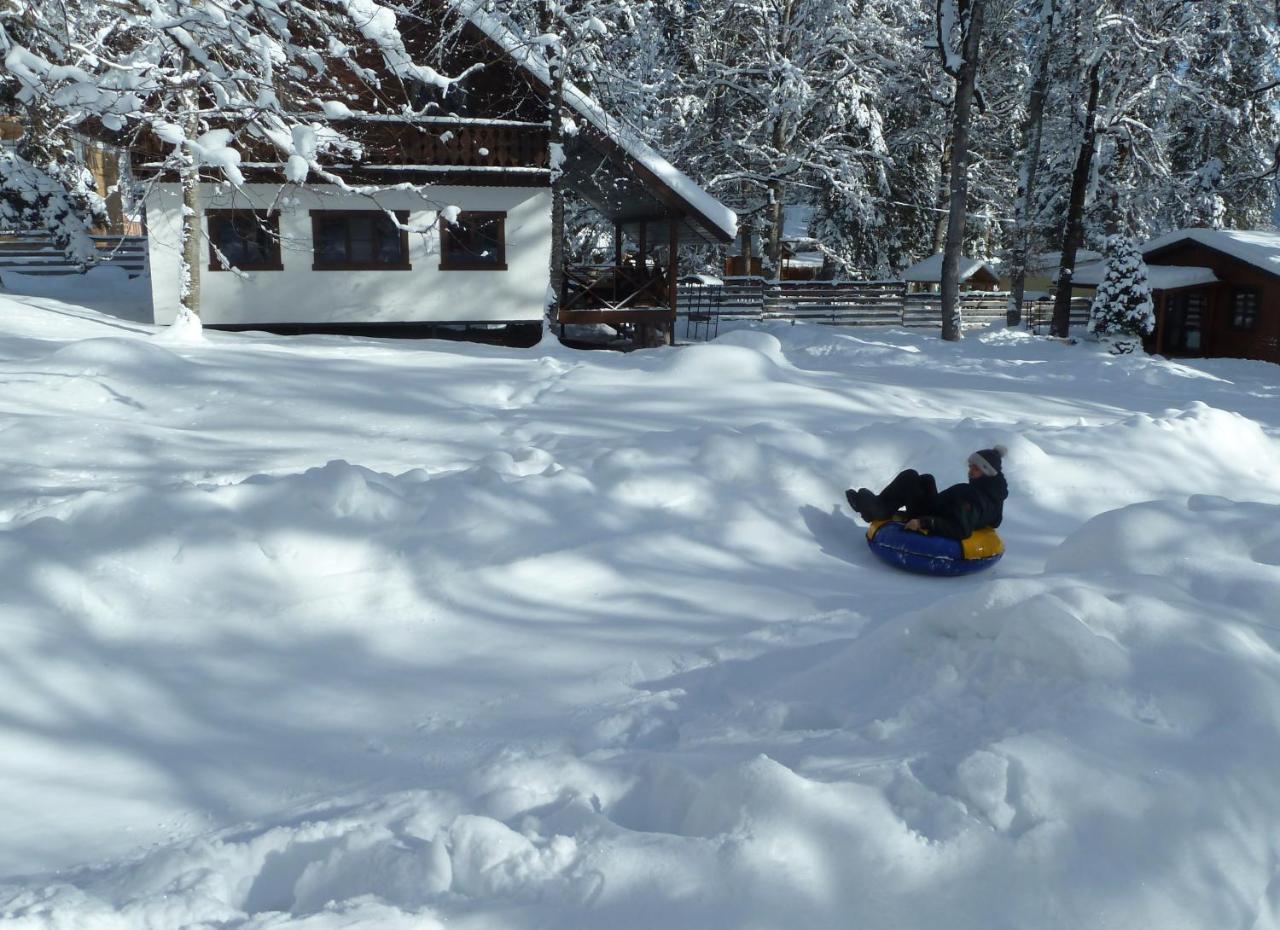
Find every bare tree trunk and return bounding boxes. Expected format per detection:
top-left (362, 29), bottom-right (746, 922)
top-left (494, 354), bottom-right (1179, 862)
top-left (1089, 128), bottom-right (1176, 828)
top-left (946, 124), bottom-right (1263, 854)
top-left (1007, 0), bottom-right (1057, 327)
top-left (1050, 59), bottom-right (1102, 338)
top-left (931, 133), bottom-right (952, 254)
top-left (940, 0), bottom-right (986, 342)
top-left (765, 121), bottom-right (787, 277)
top-left (544, 2), bottom-right (566, 332)
top-left (765, 180), bottom-right (785, 278)
top-left (176, 74), bottom-right (202, 329)
top-left (763, 2), bottom-right (794, 278)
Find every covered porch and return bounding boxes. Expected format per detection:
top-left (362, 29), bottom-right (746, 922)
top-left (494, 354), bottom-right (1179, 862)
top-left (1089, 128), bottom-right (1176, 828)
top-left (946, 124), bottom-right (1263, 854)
top-left (555, 118), bottom-right (736, 345)
top-left (1149, 281), bottom-right (1221, 358)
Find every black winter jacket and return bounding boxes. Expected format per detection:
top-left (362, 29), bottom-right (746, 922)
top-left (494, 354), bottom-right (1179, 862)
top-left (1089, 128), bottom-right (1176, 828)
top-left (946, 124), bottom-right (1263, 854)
top-left (920, 473), bottom-right (1008, 540)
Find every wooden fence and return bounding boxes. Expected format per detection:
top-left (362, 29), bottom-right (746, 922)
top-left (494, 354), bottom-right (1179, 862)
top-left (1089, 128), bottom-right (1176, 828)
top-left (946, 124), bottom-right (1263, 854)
top-left (0, 231), bottom-right (147, 277)
top-left (678, 279), bottom-right (1092, 340)
top-left (1025, 297), bottom-right (1092, 334)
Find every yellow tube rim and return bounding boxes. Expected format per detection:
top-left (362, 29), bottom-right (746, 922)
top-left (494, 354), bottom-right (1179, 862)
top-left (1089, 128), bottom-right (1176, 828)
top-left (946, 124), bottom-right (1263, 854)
top-left (867, 518), bottom-right (1004, 560)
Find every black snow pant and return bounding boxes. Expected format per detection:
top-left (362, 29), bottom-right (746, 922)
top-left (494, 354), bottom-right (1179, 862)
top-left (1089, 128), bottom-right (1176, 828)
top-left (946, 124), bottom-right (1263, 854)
top-left (870, 469), bottom-right (939, 519)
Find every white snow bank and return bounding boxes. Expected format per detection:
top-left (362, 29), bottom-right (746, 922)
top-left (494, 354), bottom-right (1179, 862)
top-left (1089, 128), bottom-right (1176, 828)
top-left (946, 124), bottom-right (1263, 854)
top-left (4, 291), bottom-right (1280, 928)
top-left (8, 497), bottom-right (1280, 929)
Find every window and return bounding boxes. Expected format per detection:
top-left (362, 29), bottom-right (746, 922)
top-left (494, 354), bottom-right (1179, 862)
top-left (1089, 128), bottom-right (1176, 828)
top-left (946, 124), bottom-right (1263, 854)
top-left (440, 211), bottom-right (507, 270)
top-left (311, 210), bottom-right (411, 270)
top-left (207, 210), bottom-right (282, 271)
top-left (1231, 288), bottom-right (1259, 330)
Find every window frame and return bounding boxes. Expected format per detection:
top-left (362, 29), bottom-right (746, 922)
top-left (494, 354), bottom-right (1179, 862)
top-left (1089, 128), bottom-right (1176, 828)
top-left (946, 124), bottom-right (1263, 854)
top-left (1230, 287), bottom-right (1260, 331)
top-left (310, 209), bottom-right (412, 271)
top-left (439, 210), bottom-right (508, 271)
top-left (206, 209), bottom-right (284, 272)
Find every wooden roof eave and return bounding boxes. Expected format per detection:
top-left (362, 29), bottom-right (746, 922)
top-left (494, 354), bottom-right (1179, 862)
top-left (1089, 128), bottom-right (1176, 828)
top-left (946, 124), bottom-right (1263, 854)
top-left (1145, 237), bottom-right (1280, 284)
top-left (575, 125), bottom-right (732, 246)
top-left (452, 10), bottom-right (732, 246)
top-left (559, 126), bottom-right (728, 246)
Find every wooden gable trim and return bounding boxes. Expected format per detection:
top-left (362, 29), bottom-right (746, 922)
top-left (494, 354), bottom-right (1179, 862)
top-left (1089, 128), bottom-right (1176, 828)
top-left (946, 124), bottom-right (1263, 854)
top-left (577, 124), bottom-right (734, 245)
top-left (455, 16), bottom-right (733, 245)
top-left (1144, 238), bottom-right (1280, 284)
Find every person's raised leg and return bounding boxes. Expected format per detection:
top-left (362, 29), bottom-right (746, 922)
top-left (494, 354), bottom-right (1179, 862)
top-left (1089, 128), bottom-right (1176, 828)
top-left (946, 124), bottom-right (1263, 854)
top-left (864, 469), bottom-right (924, 520)
top-left (902, 472), bottom-right (939, 518)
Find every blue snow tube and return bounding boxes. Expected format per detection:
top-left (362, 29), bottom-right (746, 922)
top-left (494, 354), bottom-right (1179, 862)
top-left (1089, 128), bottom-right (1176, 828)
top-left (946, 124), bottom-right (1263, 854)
top-left (865, 518), bottom-right (1004, 576)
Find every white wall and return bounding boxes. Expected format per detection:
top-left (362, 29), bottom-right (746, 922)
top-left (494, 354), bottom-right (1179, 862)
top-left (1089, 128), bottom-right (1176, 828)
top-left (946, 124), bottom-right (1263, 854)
top-left (144, 183), bottom-right (551, 325)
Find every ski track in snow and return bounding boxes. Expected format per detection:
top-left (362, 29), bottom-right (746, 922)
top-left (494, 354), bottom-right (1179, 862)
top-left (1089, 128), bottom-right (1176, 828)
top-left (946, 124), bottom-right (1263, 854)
top-left (2, 270), bottom-right (1280, 928)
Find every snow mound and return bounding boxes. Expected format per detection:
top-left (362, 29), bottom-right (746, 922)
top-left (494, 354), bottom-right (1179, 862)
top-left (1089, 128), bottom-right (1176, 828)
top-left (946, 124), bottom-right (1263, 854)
top-left (0, 790), bottom-right (585, 927)
top-left (535, 497), bottom-right (1280, 927)
top-left (27, 492), bottom-right (1255, 928)
top-left (46, 336), bottom-right (190, 377)
top-left (7, 301), bottom-right (1280, 929)
top-left (1047, 495), bottom-right (1280, 576)
top-left (656, 332), bottom-right (790, 382)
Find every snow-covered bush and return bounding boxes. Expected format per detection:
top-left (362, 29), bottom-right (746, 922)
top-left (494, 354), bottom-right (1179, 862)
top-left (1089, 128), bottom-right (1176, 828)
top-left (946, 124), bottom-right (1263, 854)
top-left (1088, 234), bottom-right (1155, 354)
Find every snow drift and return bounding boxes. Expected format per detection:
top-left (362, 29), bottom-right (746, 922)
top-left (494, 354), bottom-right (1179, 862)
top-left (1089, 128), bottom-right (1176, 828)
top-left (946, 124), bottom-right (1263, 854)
top-left (2, 281), bottom-right (1280, 928)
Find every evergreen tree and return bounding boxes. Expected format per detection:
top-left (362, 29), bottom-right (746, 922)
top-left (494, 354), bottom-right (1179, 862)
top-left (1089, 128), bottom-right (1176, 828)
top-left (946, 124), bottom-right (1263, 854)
top-left (1087, 233), bottom-right (1154, 354)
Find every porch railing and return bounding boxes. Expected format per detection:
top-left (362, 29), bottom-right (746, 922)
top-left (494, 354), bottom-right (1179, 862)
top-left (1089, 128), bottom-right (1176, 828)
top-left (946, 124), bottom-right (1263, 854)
top-left (559, 264), bottom-right (669, 315)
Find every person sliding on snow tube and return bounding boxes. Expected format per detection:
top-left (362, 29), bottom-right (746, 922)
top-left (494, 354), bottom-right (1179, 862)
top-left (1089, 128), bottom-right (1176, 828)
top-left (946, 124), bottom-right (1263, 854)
top-left (847, 446), bottom-right (1008, 538)
top-left (846, 447), bottom-right (1009, 575)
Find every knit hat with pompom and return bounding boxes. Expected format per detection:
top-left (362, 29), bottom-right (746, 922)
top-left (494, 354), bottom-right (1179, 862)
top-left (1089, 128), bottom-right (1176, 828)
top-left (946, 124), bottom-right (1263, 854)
top-left (968, 445), bottom-right (1007, 477)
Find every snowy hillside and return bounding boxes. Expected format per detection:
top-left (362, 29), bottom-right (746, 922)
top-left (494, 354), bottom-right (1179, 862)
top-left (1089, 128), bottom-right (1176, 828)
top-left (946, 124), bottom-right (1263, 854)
top-left (3, 270), bottom-right (1280, 929)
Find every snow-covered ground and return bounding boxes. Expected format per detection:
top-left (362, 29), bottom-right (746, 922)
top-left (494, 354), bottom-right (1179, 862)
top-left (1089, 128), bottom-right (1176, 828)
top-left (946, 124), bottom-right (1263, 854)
top-left (3, 269), bottom-right (1280, 929)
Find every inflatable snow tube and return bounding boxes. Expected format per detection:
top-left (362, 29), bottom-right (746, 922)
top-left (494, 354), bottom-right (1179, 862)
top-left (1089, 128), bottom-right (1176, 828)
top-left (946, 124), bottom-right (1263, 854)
top-left (865, 518), bottom-right (1004, 576)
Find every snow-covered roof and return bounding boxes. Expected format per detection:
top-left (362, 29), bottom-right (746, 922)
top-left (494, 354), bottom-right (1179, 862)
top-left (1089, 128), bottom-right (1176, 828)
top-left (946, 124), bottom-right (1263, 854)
top-left (902, 253), bottom-right (998, 283)
top-left (1141, 228), bottom-right (1280, 280)
top-left (1027, 250), bottom-right (1102, 274)
top-left (1061, 261), bottom-right (1106, 286)
top-left (453, 1), bottom-right (737, 244)
top-left (1071, 262), bottom-right (1218, 290)
top-left (782, 205), bottom-right (815, 243)
top-left (784, 250), bottom-right (825, 268)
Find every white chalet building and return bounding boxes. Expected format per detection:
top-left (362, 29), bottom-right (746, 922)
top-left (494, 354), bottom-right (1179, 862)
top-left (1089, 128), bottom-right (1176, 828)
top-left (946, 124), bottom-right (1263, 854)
top-left (134, 4), bottom-right (736, 340)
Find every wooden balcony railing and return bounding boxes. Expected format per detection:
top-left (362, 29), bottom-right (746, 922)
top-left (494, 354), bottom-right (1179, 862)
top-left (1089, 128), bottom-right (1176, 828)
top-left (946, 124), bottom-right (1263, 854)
top-left (396, 123), bottom-right (549, 169)
top-left (560, 264), bottom-right (669, 314)
top-left (129, 119), bottom-right (550, 175)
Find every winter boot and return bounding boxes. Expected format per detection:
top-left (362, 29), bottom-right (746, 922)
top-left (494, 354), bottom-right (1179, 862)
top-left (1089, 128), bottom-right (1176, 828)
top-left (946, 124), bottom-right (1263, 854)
top-left (857, 488), bottom-right (894, 521)
top-left (847, 487), bottom-right (887, 522)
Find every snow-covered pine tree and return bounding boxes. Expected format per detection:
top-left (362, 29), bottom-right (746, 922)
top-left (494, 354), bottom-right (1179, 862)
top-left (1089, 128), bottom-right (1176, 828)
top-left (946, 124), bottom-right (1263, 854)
top-left (1087, 233), bottom-right (1154, 354)
top-left (0, 17), bottom-right (107, 272)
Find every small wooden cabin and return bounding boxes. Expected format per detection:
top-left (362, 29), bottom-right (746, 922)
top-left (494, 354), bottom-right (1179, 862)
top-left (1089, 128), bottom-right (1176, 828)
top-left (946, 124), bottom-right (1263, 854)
top-left (1138, 229), bottom-right (1280, 364)
top-left (902, 254), bottom-right (1000, 293)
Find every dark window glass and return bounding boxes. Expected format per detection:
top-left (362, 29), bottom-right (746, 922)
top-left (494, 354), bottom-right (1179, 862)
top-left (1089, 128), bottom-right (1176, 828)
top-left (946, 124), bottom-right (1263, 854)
top-left (311, 211), bottom-right (410, 270)
top-left (208, 212), bottom-right (281, 271)
top-left (440, 212), bottom-right (507, 270)
top-left (1231, 289), bottom-right (1259, 330)
top-left (316, 218), bottom-right (348, 265)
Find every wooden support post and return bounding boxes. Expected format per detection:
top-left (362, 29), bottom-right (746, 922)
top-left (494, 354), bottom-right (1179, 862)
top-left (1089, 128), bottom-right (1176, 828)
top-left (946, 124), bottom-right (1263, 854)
top-left (614, 223), bottom-right (623, 269)
top-left (1154, 291), bottom-right (1166, 356)
top-left (668, 217), bottom-right (681, 346)
top-left (638, 222), bottom-right (648, 269)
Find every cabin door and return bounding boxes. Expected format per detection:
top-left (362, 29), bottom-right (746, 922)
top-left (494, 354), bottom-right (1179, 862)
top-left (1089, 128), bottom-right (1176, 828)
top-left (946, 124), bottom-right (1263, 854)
top-left (1164, 290), bottom-right (1208, 356)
